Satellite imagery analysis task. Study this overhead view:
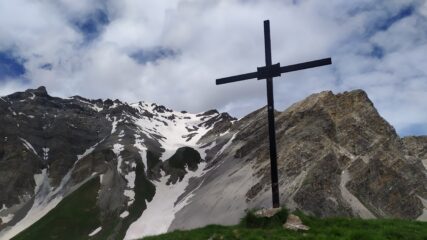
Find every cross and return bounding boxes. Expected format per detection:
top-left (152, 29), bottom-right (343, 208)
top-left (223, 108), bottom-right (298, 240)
top-left (216, 20), bottom-right (332, 208)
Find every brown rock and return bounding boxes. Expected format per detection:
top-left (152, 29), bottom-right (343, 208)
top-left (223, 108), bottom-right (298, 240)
top-left (254, 207), bottom-right (281, 218)
top-left (283, 214), bottom-right (310, 231)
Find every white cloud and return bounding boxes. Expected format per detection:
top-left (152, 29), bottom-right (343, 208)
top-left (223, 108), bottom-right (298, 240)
top-left (0, 0), bottom-right (426, 136)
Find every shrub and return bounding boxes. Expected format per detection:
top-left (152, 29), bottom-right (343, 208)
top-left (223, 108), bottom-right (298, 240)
top-left (240, 208), bottom-right (288, 229)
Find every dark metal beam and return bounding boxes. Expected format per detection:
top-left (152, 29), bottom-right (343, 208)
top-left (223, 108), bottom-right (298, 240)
top-left (216, 71), bottom-right (258, 85)
top-left (264, 20), bottom-right (280, 209)
top-left (280, 58), bottom-right (331, 73)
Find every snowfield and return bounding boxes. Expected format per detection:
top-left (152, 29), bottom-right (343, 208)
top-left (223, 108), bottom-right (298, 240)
top-left (124, 163), bottom-right (207, 239)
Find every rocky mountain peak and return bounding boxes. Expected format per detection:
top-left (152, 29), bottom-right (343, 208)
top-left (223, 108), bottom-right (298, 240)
top-left (285, 89), bottom-right (374, 116)
top-left (280, 89), bottom-right (398, 150)
top-left (25, 86), bottom-right (49, 97)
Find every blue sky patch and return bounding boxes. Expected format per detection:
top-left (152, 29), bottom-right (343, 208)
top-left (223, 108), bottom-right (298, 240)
top-left (40, 63), bottom-right (53, 70)
top-left (73, 9), bottom-right (109, 42)
top-left (130, 47), bottom-right (178, 64)
top-left (376, 5), bottom-right (414, 31)
top-left (0, 51), bottom-right (26, 80)
top-left (399, 123), bottom-right (427, 137)
top-left (370, 45), bottom-right (384, 59)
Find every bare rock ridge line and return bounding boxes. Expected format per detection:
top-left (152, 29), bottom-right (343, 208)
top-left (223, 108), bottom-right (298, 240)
top-left (0, 86), bottom-right (425, 239)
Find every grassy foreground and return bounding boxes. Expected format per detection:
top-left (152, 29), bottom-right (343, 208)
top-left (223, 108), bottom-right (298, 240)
top-left (142, 209), bottom-right (427, 240)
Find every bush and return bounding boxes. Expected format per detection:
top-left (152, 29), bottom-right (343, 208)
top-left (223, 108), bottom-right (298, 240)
top-left (240, 208), bottom-right (288, 229)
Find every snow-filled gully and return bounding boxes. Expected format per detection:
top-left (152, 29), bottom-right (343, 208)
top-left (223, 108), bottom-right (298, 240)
top-left (124, 162), bottom-right (207, 239)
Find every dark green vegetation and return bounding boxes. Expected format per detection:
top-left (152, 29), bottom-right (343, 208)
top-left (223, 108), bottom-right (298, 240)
top-left (240, 208), bottom-right (289, 229)
top-left (143, 210), bottom-right (427, 240)
top-left (12, 177), bottom-right (102, 240)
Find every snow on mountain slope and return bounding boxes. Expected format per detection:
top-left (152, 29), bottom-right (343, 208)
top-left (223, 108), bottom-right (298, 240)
top-left (130, 102), bottom-right (219, 161)
top-left (124, 162), bottom-right (207, 239)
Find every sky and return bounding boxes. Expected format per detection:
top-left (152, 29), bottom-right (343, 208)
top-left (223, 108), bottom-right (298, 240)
top-left (0, 0), bottom-right (426, 136)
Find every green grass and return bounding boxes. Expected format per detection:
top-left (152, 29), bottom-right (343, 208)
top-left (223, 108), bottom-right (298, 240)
top-left (12, 177), bottom-right (102, 240)
top-left (142, 210), bottom-right (427, 240)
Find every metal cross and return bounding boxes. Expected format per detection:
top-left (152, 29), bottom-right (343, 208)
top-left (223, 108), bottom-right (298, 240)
top-left (216, 20), bottom-right (332, 208)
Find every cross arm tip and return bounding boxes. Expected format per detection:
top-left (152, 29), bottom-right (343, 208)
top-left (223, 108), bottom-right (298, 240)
top-left (215, 71), bottom-right (258, 85)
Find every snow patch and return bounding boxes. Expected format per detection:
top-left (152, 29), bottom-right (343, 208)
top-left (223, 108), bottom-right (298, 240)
top-left (90, 104), bottom-right (103, 112)
top-left (134, 135), bottom-right (148, 174)
top-left (124, 190), bottom-right (135, 206)
top-left (124, 171), bottom-right (136, 206)
top-left (0, 214), bottom-right (14, 224)
top-left (422, 159), bottom-right (427, 170)
top-left (113, 140), bottom-right (136, 206)
top-left (120, 211), bottom-right (129, 219)
top-left (0, 204), bottom-right (14, 225)
top-left (216, 133), bottom-right (237, 157)
top-left (8, 107), bottom-right (17, 115)
top-left (219, 130), bottom-right (230, 137)
top-left (110, 116), bottom-right (118, 134)
top-left (88, 226), bottom-right (102, 237)
top-left (77, 140), bottom-right (102, 161)
top-left (113, 143), bottom-right (124, 174)
top-left (125, 172), bottom-right (136, 189)
top-left (75, 98), bottom-right (103, 112)
top-left (124, 162), bottom-right (207, 239)
top-left (0, 204), bottom-right (7, 212)
top-left (20, 138), bottom-right (38, 156)
top-left (109, 102), bottom-right (119, 109)
top-left (118, 130), bottom-right (125, 138)
top-left (42, 148), bottom-right (49, 161)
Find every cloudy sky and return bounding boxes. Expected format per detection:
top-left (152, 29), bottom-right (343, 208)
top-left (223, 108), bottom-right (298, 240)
top-left (0, 0), bottom-right (426, 136)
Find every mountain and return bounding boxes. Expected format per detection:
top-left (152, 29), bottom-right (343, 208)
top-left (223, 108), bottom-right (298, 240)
top-left (0, 87), bottom-right (425, 240)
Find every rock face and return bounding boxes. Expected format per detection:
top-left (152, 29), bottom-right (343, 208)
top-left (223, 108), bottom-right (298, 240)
top-left (0, 87), bottom-right (425, 239)
top-left (403, 136), bottom-right (427, 169)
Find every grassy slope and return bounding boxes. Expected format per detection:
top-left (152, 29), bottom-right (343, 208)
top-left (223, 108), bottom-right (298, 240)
top-left (12, 177), bottom-right (102, 240)
top-left (142, 211), bottom-right (427, 240)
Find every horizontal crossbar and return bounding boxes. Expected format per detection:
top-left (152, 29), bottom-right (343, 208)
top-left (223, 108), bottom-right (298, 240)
top-left (216, 58), bottom-right (332, 85)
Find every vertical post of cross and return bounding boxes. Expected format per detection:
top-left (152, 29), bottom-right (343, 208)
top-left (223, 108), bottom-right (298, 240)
top-left (263, 20), bottom-right (280, 208)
